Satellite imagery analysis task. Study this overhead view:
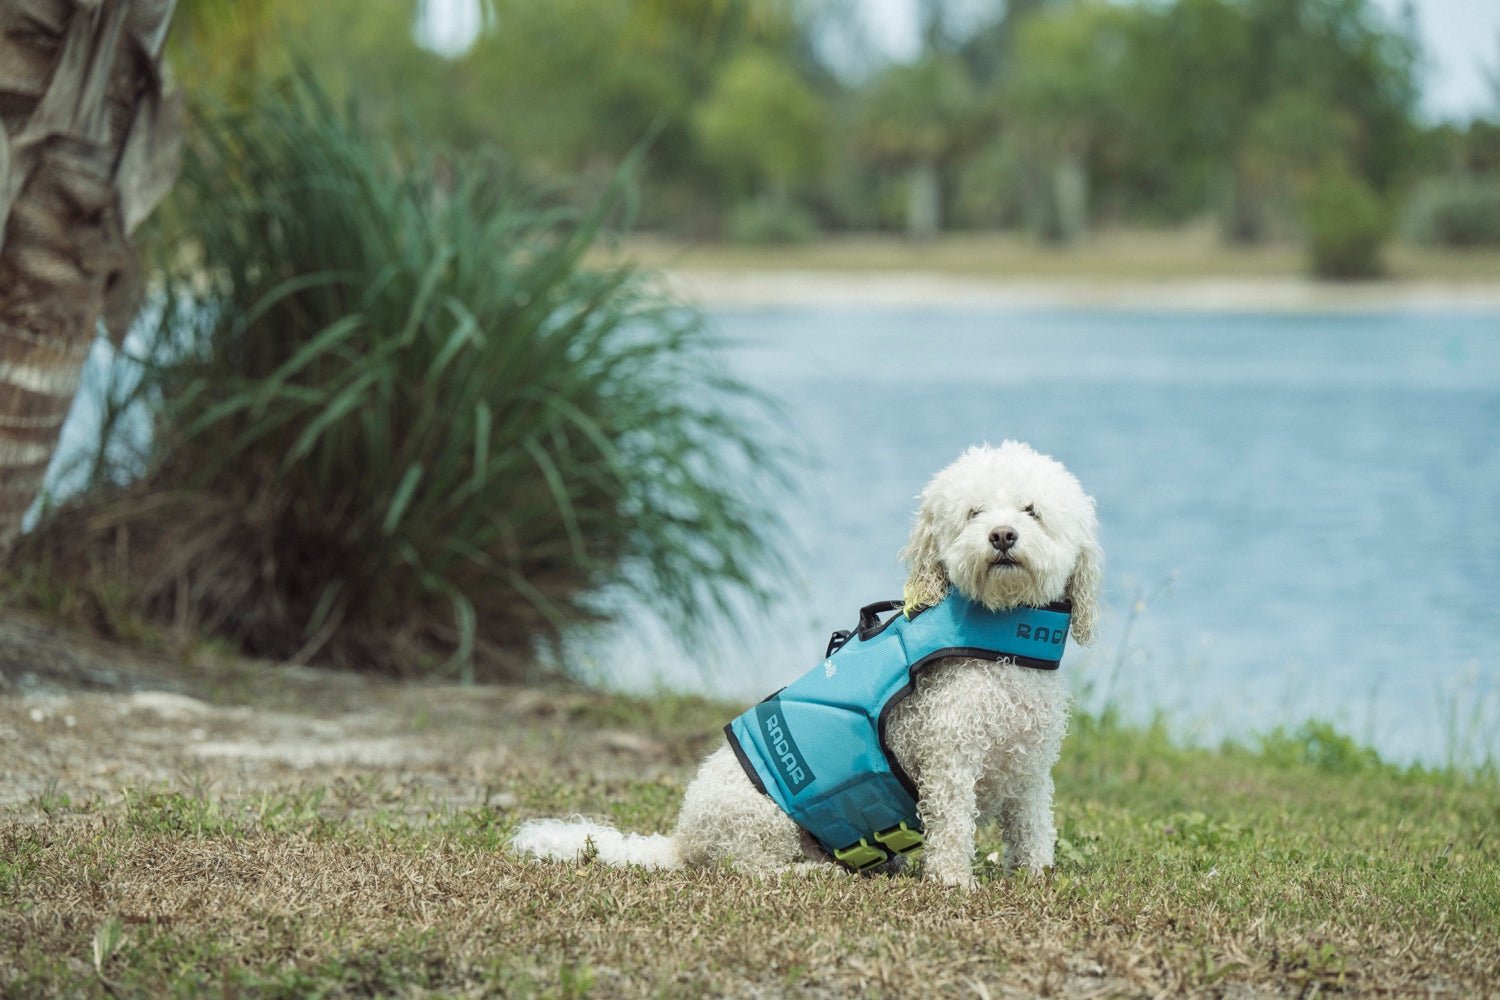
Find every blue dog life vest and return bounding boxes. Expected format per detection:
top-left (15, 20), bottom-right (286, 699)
top-left (725, 593), bottom-right (1072, 871)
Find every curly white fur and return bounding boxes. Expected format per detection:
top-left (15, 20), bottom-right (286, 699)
top-left (513, 441), bottom-right (1102, 889)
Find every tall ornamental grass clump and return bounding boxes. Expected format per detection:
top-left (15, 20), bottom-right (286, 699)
top-left (28, 81), bottom-right (783, 676)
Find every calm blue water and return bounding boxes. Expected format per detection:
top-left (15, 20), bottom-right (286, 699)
top-left (569, 306), bottom-right (1500, 767)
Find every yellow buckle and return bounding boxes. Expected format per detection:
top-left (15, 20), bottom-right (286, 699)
top-left (873, 821), bottom-right (924, 855)
top-left (833, 839), bottom-right (889, 870)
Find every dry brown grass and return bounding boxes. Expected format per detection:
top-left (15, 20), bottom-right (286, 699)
top-left (2, 625), bottom-right (1496, 998)
top-left (5, 796), bottom-right (1495, 998)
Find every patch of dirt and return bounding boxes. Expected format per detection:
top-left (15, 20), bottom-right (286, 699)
top-left (0, 609), bottom-right (702, 818)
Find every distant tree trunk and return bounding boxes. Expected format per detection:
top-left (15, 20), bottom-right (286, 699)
top-left (0, 0), bottom-right (181, 556)
top-left (1223, 164), bottom-right (1265, 244)
top-left (905, 158), bottom-right (941, 240)
top-left (1051, 156), bottom-right (1088, 245)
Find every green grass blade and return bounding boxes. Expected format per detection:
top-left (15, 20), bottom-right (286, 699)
top-left (383, 462), bottom-right (426, 537)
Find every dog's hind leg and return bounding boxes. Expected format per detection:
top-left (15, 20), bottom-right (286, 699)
top-left (672, 744), bottom-right (808, 874)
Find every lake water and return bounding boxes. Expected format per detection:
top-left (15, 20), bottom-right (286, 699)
top-left (569, 305), bottom-right (1500, 767)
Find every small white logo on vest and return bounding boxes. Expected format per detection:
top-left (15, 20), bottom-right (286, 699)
top-left (823, 659), bottom-right (836, 678)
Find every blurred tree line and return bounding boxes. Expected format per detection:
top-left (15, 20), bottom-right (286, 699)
top-left (173, 0), bottom-right (1500, 269)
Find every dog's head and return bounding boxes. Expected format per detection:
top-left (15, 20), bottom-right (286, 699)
top-left (899, 441), bottom-right (1103, 645)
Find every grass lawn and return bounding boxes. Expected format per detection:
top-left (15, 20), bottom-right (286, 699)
top-left (2, 636), bottom-right (1496, 999)
top-left (594, 228), bottom-right (1500, 284)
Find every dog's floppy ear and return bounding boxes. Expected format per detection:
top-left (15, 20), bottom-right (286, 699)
top-left (1066, 537), bottom-right (1103, 645)
top-left (899, 502), bottom-right (949, 613)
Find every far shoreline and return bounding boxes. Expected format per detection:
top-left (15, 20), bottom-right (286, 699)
top-left (598, 230), bottom-right (1500, 312)
top-left (658, 268), bottom-right (1500, 313)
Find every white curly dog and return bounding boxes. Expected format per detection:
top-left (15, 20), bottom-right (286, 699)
top-left (514, 441), bottom-right (1102, 888)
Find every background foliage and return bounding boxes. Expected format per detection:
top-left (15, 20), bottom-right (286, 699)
top-left (12, 0), bottom-right (1498, 675)
top-left (161, 0), bottom-right (1500, 271)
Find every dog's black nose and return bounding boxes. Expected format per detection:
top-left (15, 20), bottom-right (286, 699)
top-left (989, 526), bottom-right (1019, 552)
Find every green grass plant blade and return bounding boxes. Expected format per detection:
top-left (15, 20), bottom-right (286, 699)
top-left (383, 463), bottom-right (426, 537)
top-left (470, 401), bottom-right (491, 494)
top-left (282, 368), bottom-right (381, 468)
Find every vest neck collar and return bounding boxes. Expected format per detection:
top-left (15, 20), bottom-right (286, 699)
top-left (902, 586), bottom-right (1073, 622)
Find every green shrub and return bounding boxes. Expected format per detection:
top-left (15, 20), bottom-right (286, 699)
top-left (1303, 166), bottom-right (1390, 279)
top-left (26, 78), bottom-right (783, 677)
top-left (1403, 176), bottom-right (1500, 247)
top-left (726, 197), bottom-right (817, 245)
top-left (1257, 721), bottom-right (1389, 776)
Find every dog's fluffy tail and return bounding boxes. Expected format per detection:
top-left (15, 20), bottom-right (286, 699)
top-left (511, 817), bottom-right (680, 870)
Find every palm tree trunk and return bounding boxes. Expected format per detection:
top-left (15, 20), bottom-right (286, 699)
top-left (0, 0), bottom-right (181, 555)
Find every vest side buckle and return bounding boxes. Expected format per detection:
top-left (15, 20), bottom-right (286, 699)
top-left (833, 838), bottom-right (889, 870)
top-left (873, 820), bottom-right (924, 856)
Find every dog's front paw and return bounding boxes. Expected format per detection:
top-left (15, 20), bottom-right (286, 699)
top-left (1008, 863), bottom-right (1051, 879)
top-left (928, 867), bottom-right (978, 890)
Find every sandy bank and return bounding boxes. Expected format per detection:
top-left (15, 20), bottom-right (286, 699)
top-left (660, 269), bottom-right (1500, 312)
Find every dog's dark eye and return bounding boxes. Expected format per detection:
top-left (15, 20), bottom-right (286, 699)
top-left (967, 507), bottom-right (982, 520)
top-left (1023, 504), bottom-right (1040, 520)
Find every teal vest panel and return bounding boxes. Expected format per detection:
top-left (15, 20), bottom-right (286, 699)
top-left (725, 593), bottom-right (1072, 870)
